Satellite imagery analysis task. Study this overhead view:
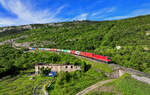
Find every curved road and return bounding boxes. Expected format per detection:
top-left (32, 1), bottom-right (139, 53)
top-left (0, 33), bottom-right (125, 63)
top-left (76, 79), bottom-right (114, 95)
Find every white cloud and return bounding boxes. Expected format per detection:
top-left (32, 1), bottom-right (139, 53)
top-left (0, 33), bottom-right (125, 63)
top-left (0, 0), bottom-right (66, 26)
top-left (0, 18), bottom-right (16, 25)
top-left (91, 7), bottom-right (116, 16)
top-left (73, 13), bottom-right (88, 21)
top-left (104, 9), bottom-right (150, 20)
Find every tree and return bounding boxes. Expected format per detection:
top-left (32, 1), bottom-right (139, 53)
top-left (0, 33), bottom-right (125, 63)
top-left (40, 67), bottom-right (51, 76)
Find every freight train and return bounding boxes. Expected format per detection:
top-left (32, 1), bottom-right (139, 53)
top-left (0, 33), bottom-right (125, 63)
top-left (28, 47), bottom-right (111, 63)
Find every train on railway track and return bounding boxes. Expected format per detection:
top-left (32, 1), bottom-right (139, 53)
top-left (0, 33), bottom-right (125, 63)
top-left (28, 47), bottom-right (111, 63)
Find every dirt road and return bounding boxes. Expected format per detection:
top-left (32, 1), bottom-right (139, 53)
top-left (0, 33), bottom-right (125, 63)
top-left (76, 79), bottom-right (114, 95)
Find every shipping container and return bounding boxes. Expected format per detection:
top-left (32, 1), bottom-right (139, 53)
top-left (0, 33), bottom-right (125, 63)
top-left (41, 48), bottom-right (44, 50)
top-left (29, 47), bottom-right (32, 50)
top-left (38, 48), bottom-right (45, 51)
top-left (44, 48), bottom-right (51, 51)
top-left (75, 51), bottom-right (80, 55)
top-left (41, 48), bottom-right (45, 51)
top-left (38, 48), bottom-right (42, 50)
top-left (67, 50), bottom-right (71, 53)
top-left (63, 50), bottom-right (68, 53)
top-left (32, 48), bottom-right (35, 50)
top-left (50, 48), bottom-right (57, 51)
top-left (56, 49), bottom-right (61, 52)
top-left (71, 50), bottom-right (75, 54)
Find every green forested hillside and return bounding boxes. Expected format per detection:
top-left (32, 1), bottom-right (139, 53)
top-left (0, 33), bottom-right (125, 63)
top-left (0, 45), bottom-right (110, 95)
top-left (0, 15), bottom-right (150, 74)
top-left (0, 45), bottom-right (84, 78)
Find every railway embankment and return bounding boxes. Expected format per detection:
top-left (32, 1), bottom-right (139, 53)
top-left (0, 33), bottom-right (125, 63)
top-left (108, 64), bottom-right (150, 84)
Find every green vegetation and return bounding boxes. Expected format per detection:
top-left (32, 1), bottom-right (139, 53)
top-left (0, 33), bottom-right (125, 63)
top-left (80, 58), bottom-right (112, 73)
top-left (1, 15), bottom-right (150, 95)
top-left (0, 74), bottom-right (52, 95)
top-left (1, 15), bottom-right (150, 73)
top-left (0, 47), bottom-right (110, 95)
top-left (86, 91), bottom-right (116, 95)
top-left (92, 62), bottom-right (112, 73)
top-left (0, 65), bottom-right (108, 95)
top-left (48, 69), bottom-right (107, 95)
top-left (87, 73), bottom-right (150, 95)
top-left (44, 61), bottom-right (110, 95)
top-left (111, 74), bottom-right (150, 95)
top-left (40, 67), bottom-right (51, 76)
top-left (0, 44), bottom-right (112, 95)
top-left (0, 45), bottom-right (83, 78)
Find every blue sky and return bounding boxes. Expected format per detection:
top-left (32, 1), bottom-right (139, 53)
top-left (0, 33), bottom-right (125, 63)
top-left (0, 0), bottom-right (150, 26)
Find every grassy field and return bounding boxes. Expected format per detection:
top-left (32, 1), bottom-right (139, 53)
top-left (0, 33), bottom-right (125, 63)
top-left (0, 73), bottom-right (52, 95)
top-left (112, 74), bottom-right (150, 95)
top-left (86, 73), bottom-right (150, 95)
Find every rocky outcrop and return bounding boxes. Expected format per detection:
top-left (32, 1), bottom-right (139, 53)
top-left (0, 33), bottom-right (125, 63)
top-left (13, 42), bottom-right (31, 48)
top-left (0, 25), bottom-right (33, 32)
top-left (0, 23), bottom-right (63, 33)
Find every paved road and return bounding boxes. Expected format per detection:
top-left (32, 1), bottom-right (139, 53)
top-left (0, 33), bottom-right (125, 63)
top-left (76, 79), bottom-right (114, 95)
